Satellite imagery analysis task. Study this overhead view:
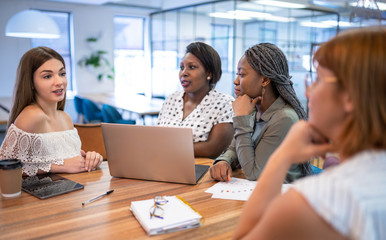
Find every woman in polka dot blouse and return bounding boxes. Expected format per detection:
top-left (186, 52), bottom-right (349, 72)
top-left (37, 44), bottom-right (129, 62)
top-left (157, 42), bottom-right (234, 158)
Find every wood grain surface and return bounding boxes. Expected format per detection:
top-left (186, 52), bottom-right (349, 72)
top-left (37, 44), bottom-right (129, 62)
top-left (0, 159), bottom-right (246, 240)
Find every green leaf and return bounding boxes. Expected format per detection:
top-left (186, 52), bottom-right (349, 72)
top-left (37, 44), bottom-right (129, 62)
top-left (86, 37), bottom-right (98, 42)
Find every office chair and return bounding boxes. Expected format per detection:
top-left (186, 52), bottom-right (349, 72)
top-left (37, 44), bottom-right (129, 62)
top-left (102, 104), bottom-right (136, 124)
top-left (82, 99), bottom-right (103, 123)
top-left (73, 96), bottom-right (85, 123)
top-left (151, 95), bottom-right (166, 100)
top-left (74, 123), bottom-right (107, 160)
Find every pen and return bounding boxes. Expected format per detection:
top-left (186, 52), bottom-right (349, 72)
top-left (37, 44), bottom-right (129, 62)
top-left (82, 190), bottom-right (114, 206)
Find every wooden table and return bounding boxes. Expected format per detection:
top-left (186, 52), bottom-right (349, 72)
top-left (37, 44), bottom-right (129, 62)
top-left (78, 93), bottom-right (164, 120)
top-left (0, 159), bottom-right (246, 239)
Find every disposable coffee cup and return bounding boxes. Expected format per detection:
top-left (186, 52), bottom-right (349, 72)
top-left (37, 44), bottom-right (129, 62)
top-left (0, 159), bottom-right (23, 198)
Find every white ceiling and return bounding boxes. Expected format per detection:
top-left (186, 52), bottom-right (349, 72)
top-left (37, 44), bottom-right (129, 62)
top-left (41, 0), bottom-right (386, 15)
top-left (43, 0), bottom-right (215, 10)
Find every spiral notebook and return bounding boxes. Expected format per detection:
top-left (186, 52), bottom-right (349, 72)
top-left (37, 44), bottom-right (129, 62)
top-left (130, 196), bottom-right (202, 235)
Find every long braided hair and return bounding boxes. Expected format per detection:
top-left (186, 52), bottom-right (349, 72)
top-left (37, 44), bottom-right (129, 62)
top-left (244, 43), bottom-right (312, 177)
top-left (244, 43), bottom-right (307, 120)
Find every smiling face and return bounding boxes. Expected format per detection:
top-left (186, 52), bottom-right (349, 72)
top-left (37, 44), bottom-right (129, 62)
top-left (179, 52), bottom-right (210, 95)
top-left (234, 55), bottom-right (264, 98)
top-left (33, 58), bottom-right (67, 105)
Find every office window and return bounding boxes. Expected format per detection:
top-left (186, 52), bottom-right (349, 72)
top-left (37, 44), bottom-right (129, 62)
top-left (151, 0), bottom-right (340, 108)
top-left (114, 16), bottom-right (146, 96)
top-left (211, 24), bottom-right (230, 72)
top-left (31, 11), bottom-right (73, 91)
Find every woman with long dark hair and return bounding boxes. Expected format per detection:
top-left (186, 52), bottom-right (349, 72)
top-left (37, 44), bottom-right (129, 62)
top-left (0, 47), bottom-right (103, 176)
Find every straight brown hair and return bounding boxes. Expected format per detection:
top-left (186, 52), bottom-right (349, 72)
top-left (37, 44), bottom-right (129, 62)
top-left (314, 27), bottom-right (386, 158)
top-left (8, 47), bottom-right (66, 128)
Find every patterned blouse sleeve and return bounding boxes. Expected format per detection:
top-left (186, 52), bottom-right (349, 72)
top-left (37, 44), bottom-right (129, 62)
top-left (0, 124), bottom-right (81, 176)
top-left (217, 94), bottom-right (234, 124)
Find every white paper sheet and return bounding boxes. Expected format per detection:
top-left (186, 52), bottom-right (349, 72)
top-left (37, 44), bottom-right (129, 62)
top-left (206, 177), bottom-right (292, 201)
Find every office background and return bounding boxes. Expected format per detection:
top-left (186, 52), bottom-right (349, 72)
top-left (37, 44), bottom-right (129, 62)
top-left (0, 0), bottom-right (385, 124)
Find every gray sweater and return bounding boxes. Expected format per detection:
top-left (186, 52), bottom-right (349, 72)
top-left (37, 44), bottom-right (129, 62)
top-left (214, 96), bottom-right (302, 183)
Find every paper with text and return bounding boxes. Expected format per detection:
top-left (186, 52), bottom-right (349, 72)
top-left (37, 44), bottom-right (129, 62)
top-left (206, 177), bottom-right (292, 201)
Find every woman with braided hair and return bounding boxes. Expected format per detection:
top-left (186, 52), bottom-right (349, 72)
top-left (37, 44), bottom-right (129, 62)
top-left (210, 43), bottom-right (310, 183)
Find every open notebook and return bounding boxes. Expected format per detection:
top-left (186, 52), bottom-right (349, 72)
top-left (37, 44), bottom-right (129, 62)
top-left (130, 196), bottom-right (202, 235)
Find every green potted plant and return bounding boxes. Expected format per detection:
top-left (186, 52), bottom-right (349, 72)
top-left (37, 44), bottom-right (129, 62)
top-left (78, 37), bottom-right (114, 81)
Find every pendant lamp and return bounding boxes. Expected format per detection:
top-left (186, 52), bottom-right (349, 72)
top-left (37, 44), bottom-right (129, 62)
top-left (5, 10), bottom-right (60, 39)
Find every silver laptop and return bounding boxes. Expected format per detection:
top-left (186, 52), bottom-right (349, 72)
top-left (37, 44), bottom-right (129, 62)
top-left (101, 123), bottom-right (209, 185)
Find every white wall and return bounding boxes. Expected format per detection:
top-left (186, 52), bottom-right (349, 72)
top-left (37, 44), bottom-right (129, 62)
top-left (0, 0), bottom-right (152, 121)
top-left (0, 0), bottom-right (151, 98)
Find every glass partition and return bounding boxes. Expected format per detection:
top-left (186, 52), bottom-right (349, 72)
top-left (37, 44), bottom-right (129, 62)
top-left (31, 11), bottom-right (73, 92)
top-left (150, 0), bottom-right (339, 110)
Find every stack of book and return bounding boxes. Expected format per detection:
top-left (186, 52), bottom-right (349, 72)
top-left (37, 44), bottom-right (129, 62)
top-left (130, 196), bottom-right (202, 235)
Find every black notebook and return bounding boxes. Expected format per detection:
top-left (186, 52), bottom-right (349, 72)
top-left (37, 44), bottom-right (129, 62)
top-left (22, 173), bottom-right (84, 199)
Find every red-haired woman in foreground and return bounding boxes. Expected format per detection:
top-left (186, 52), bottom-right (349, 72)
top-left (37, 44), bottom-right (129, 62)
top-left (234, 27), bottom-right (386, 240)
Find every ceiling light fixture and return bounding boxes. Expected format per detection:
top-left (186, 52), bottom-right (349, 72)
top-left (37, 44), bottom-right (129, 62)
top-left (350, 0), bottom-right (386, 10)
top-left (300, 21), bottom-right (334, 28)
top-left (5, 10), bottom-right (60, 39)
top-left (230, 10), bottom-right (272, 18)
top-left (209, 10), bottom-right (296, 22)
top-left (349, 0), bottom-right (383, 22)
top-left (208, 12), bottom-right (252, 20)
top-left (322, 20), bottom-right (353, 27)
top-left (254, 0), bottom-right (307, 9)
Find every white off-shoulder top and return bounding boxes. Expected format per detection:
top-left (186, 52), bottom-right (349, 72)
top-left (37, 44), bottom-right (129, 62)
top-left (0, 124), bottom-right (81, 176)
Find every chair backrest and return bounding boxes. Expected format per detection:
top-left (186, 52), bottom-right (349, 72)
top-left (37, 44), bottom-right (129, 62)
top-left (82, 99), bottom-right (102, 122)
top-left (73, 96), bottom-right (84, 114)
top-left (102, 104), bottom-right (122, 123)
top-left (74, 123), bottom-right (107, 160)
top-left (152, 95), bottom-right (166, 100)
